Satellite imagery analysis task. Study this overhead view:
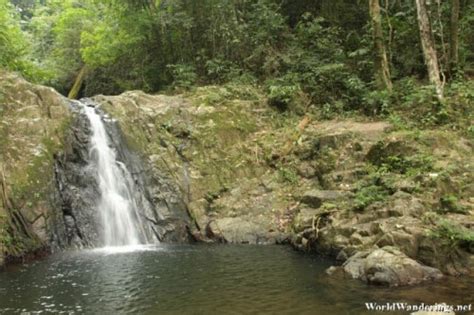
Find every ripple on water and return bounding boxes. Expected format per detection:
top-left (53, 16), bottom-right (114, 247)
top-left (0, 245), bottom-right (473, 315)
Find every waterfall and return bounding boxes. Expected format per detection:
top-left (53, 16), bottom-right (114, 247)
top-left (53, 99), bottom-right (190, 249)
top-left (83, 104), bottom-right (149, 247)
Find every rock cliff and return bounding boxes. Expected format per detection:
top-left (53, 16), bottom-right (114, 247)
top-left (0, 71), bottom-right (70, 264)
top-left (93, 84), bottom-right (474, 285)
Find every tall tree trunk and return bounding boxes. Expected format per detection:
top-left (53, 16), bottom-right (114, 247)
top-left (369, 0), bottom-right (392, 91)
top-left (449, 0), bottom-right (460, 75)
top-left (68, 66), bottom-right (88, 99)
top-left (415, 0), bottom-right (444, 101)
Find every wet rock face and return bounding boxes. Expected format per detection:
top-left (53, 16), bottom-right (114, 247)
top-left (99, 104), bottom-right (193, 244)
top-left (53, 101), bottom-right (193, 248)
top-left (341, 246), bottom-right (443, 286)
top-left (53, 104), bottom-right (100, 248)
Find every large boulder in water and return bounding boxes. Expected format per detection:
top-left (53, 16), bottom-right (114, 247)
top-left (341, 246), bottom-right (443, 286)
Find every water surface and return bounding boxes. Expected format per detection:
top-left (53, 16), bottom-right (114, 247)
top-left (0, 245), bottom-right (472, 314)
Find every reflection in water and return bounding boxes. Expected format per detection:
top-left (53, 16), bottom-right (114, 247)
top-left (0, 245), bottom-right (472, 314)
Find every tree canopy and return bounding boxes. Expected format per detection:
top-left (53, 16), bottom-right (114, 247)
top-left (1, 0), bottom-right (473, 122)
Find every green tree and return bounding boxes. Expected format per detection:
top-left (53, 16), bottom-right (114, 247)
top-left (0, 0), bottom-right (28, 71)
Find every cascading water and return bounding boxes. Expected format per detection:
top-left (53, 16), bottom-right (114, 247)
top-left (53, 99), bottom-right (191, 249)
top-left (83, 104), bottom-right (149, 247)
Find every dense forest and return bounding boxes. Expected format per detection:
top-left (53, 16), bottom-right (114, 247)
top-left (0, 0), bottom-right (473, 129)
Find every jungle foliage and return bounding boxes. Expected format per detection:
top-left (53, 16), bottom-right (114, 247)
top-left (0, 0), bottom-right (473, 124)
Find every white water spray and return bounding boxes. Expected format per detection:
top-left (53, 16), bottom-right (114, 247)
top-left (83, 105), bottom-right (147, 247)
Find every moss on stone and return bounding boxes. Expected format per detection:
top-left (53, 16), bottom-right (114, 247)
top-left (0, 71), bottom-right (70, 263)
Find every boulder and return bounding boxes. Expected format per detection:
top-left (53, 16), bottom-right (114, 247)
top-left (296, 162), bottom-right (317, 178)
top-left (292, 207), bottom-right (326, 231)
top-left (387, 191), bottom-right (426, 217)
top-left (206, 217), bottom-right (275, 244)
top-left (342, 246), bottom-right (443, 286)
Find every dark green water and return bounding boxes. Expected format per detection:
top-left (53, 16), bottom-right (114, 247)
top-left (0, 245), bottom-right (472, 314)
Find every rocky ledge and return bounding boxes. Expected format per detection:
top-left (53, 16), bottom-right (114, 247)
top-left (92, 84), bottom-right (473, 286)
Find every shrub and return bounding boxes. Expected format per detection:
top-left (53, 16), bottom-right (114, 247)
top-left (353, 184), bottom-right (389, 211)
top-left (205, 58), bottom-right (239, 84)
top-left (378, 154), bottom-right (434, 175)
top-left (278, 167), bottom-right (299, 184)
top-left (167, 63), bottom-right (197, 90)
top-left (430, 220), bottom-right (474, 251)
top-left (363, 89), bottom-right (392, 116)
top-left (352, 172), bottom-right (394, 211)
top-left (266, 81), bottom-right (300, 111)
top-left (438, 194), bottom-right (468, 214)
